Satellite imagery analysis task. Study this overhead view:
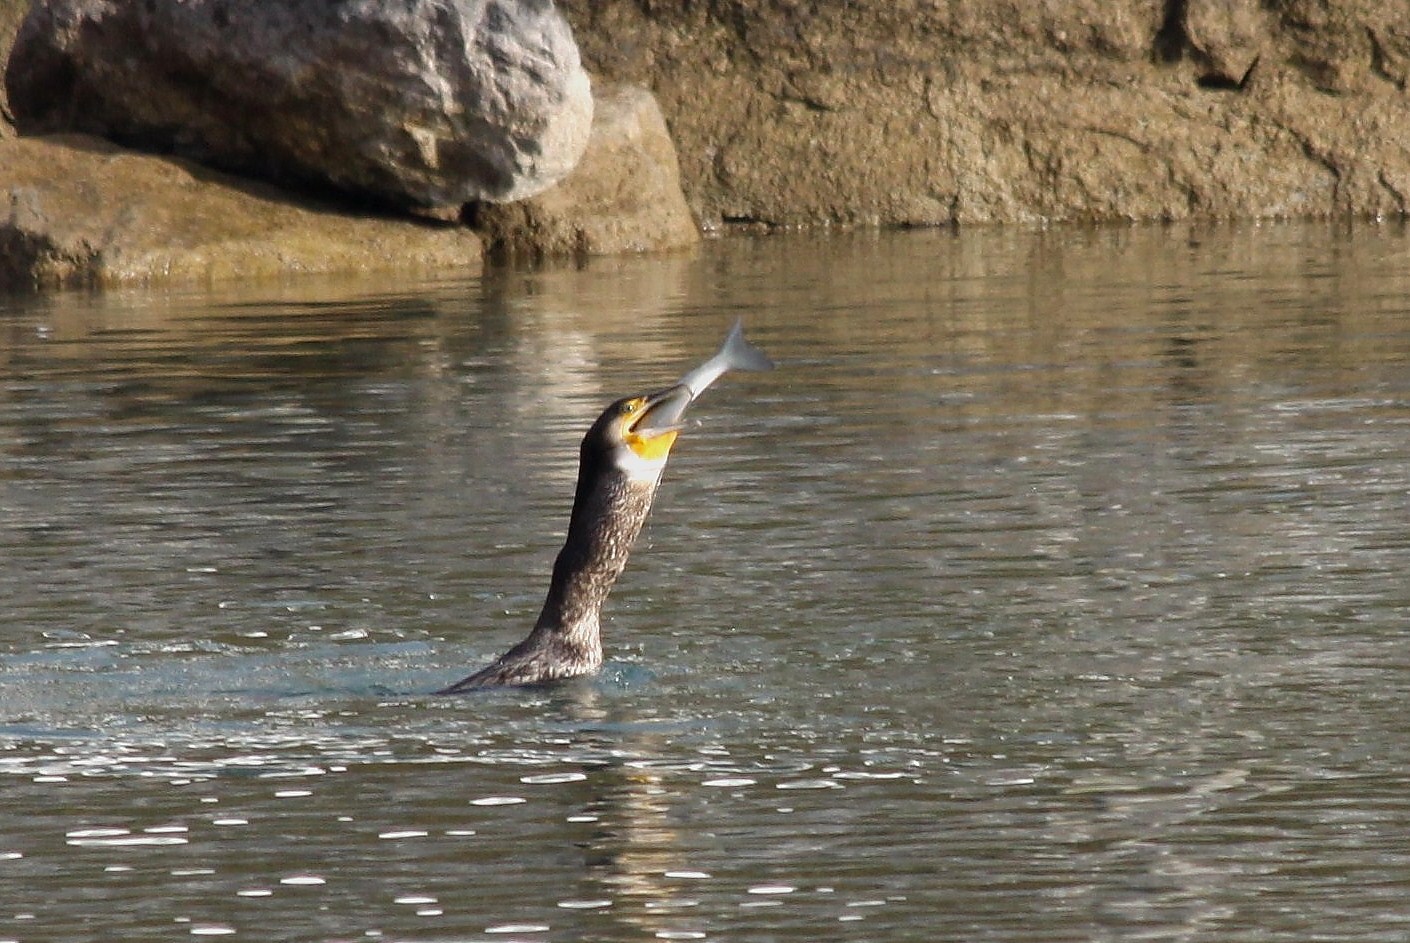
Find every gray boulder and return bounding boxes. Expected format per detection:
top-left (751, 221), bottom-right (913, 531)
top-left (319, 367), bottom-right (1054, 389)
top-left (5, 0), bottom-right (593, 209)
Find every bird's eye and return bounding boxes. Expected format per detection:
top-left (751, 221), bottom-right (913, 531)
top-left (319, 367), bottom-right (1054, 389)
top-left (620, 400), bottom-right (638, 415)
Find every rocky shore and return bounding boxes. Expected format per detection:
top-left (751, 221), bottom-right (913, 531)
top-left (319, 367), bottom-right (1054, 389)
top-left (4, 0), bottom-right (1409, 291)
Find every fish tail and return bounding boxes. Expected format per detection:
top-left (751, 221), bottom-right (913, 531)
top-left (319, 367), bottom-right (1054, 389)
top-left (721, 318), bottom-right (775, 372)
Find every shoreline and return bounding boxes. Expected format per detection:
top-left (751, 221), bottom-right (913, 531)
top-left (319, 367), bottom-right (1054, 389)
top-left (5, 0), bottom-right (1409, 292)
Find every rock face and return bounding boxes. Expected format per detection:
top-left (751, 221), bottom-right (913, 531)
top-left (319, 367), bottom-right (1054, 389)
top-left (5, 0), bottom-right (593, 209)
top-left (1, 134), bottom-right (482, 290)
top-left (559, 1), bottom-right (1410, 228)
top-left (7, 0), bottom-right (1410, 281)
top-left (474, 84), bottom-right (699, 259)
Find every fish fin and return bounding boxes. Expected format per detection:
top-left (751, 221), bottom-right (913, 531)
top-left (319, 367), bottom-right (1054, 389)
top-left (722, 318), bottom-right (775, 372)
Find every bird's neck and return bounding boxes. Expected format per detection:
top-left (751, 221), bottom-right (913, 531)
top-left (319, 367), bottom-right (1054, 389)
top-left (533, 466), bottom-right (659, 652)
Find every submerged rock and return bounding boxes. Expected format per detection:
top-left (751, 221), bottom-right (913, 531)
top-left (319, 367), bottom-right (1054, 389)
top-left (474, 84), bottom-right (699, 259)
top-left (5, 0), bottom-right (593, 210)
top-left (0, 135), bottom-right (482, 290)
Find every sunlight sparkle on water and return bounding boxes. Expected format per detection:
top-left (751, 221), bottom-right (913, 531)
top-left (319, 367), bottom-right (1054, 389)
top-left (470, 796), bottom-right (526, 806)
top-left (3, 225), bottom-right (1409, 943)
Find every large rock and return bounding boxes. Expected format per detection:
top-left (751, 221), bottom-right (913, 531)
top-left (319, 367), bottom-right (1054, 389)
top-left (474, 84), bottom-right (699, 259)
top-left (0, 134), bottom-right (482, 290)
top-left (5, 0), bottom-right (592, 210)
top-left (560, 1), bottom-right (1410, 227)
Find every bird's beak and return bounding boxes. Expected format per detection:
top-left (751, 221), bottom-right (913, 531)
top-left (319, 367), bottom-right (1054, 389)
top-left (632, 384), bottom-right (693, 435)
top-left (624, 384), bottom-right (693, 460)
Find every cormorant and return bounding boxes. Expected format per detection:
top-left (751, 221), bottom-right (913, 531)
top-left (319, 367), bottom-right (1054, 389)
top-left (437, 321), bottom-right (772, 692)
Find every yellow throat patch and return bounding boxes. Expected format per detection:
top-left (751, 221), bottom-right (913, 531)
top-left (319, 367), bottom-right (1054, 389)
top-left (625, 428), bottom-right (678, 461)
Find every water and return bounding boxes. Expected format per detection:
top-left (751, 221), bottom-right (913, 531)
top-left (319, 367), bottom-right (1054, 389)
top-left (2, 223), bottom-right (1409, 941)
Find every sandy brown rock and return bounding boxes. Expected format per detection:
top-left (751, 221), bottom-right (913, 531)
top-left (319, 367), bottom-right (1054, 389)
top-left (1179, 0), bottom-right (1267, 87)
top-left (473, 84), bottom-right (699, 260)
top-left (1, 134), bottom-right (481, 291)
top-left (560, 1), bottom-right (1410, 228)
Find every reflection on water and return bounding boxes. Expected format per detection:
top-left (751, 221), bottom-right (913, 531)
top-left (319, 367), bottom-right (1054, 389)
top-left (3, 223), bottom-right (1410, 941)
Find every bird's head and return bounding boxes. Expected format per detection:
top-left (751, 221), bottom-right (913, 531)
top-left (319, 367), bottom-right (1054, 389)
top-left (583, 384), bottom-right (694, 482)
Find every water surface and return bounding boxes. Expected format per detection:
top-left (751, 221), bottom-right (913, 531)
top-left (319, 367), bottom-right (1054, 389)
top-left (2, 224), bottom-right (1409, 941)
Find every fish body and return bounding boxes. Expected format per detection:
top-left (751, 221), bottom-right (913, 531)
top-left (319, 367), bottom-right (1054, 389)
top-left (635, 319), bottom-right (773, 433)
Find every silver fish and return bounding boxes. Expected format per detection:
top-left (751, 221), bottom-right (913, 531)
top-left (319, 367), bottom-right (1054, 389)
top-left (635, 319), bottom-right (774, 432)
top-left (677, 318), bottom-right (775, 399)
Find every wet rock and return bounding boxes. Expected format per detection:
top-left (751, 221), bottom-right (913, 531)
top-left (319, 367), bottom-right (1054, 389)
top-left (0, 135), bottom-right (482, 291)
top-left (5, 0), bottom-right (592, 209)
top-left (474, 84), bottom-right (698, 259)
